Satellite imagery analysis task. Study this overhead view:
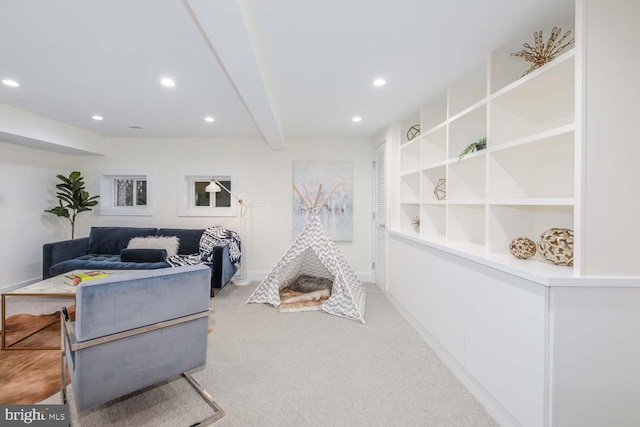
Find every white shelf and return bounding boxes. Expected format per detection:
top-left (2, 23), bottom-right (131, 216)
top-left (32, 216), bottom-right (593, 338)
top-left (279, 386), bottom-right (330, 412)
top-left (488, 198), bottom-right (574, 206)
top-left (448, 98), bottom-right (488, 123)
top-left (447, 199), bottom-right (486, 205)
top-left (445, 240), bottom-right (487, 257)
top-left (422, 166), bottom-right (447, 203)
top-left (449, 149), bottom-right (486, 164)
top-left (490, 53), bottom-right (575, 145)
top-left (482, 251), bottom-right (575, 283)
top-left (488, 131), bottom-right (574, 199)
top-left (400, 134), bottom-right (424, 147)
top-left (448, 104), bottom-right (487, 161)
top-left (487, 204), bottom-right (573, 255)
top-left (399, 204), bottom-right (421, 233)
top-left (491, 50), bottom-right (575, 99)
top-left (422, 121), bottom-right (447, 136)
top-left (448, 204), bottom-right (486, 246)
top-left (489, 123), bottom-right (575, 152)
top-left (419, 233), bottom-right (448, 246)
top-left (448, 155), bottom-right (486, 200)
top-left (420, 204), bottom-right (446, 237)
top-left (423, 160), bottom-right (449, 171)
top-left (394, 34), bottom-right (576, 279)
top-left (400, 172), bottom-right (420, 202)
top-left (400, 168), bottom-right (421, 177)
top-left (389, 229), bottom-right (575, 285)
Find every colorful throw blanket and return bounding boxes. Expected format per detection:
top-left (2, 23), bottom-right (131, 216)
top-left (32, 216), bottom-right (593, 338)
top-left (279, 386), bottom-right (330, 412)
top-left (166, 226), bottom-right (241, 268)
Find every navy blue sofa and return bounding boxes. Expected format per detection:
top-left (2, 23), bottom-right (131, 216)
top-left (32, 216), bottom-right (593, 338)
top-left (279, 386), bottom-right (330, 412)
top-left (43, 226), bottom-right (237, 296)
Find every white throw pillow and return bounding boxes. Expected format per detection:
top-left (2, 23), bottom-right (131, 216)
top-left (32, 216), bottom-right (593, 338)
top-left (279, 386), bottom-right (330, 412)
top-left (127, 236), bottom-right (180, 257)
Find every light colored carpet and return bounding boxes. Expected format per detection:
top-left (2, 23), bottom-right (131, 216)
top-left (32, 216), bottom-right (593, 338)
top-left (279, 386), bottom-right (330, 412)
top-left (39, 282), bottom-right (498, 426)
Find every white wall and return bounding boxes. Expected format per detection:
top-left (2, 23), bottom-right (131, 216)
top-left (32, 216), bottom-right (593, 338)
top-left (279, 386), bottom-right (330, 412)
top-left (73, 137), bottom-right (374, 279)
top-left (0, 141), bottom-right (78, 289)
top-left (0, 135), bottom-right (373, 288)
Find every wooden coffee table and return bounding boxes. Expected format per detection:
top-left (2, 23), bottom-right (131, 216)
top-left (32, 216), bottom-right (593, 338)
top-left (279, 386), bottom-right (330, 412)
top-left (1, 270), bottom-right (135, 350)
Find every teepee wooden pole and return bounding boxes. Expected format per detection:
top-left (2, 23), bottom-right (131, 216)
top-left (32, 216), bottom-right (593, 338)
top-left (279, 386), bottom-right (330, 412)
top-left (313, 184), bottom-right (323, 208)
top-left (293, 184), bottom-right (310, 209)
top-left (318, 183), bottom-right (338, 209)
top-left (303, 185), bottom-right (314, 208)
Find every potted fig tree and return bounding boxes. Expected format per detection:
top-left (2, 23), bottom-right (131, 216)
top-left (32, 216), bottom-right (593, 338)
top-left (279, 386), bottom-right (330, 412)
top-left (45, 171), bottom-right (99, 239)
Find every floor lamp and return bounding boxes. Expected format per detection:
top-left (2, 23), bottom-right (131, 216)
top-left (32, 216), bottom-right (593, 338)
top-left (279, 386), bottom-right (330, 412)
top-left (205, 178), bottom-right (250, 286)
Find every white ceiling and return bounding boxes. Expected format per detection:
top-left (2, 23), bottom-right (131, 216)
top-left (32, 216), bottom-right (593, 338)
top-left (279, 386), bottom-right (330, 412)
top-left (0, 0), bottom-right (574, 148)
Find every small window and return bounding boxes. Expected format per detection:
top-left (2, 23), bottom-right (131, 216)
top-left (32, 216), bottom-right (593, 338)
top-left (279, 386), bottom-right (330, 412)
top-left (99, 173), bottom-right (153, 216)
top-left (115, 178), bottom-right (147, 207)
top-left (178, 173), bottom-right (236, 217)
top-left (193, 179), bottom-right (232, 208)
top-left (194, 181), bottom-right (211, 207)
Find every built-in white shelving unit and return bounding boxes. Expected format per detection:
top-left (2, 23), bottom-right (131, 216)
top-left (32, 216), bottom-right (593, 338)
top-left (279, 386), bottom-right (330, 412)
top-left (389, 3), bottom-right (640, 426)
top-left (398, 48), bottom-right (577, 278)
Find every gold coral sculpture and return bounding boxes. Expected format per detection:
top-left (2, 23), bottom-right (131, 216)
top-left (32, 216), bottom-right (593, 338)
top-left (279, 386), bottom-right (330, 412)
top-left (411, 216), bottom-right (420, 232)
top-left (511, 27), bottom-right (575, 77)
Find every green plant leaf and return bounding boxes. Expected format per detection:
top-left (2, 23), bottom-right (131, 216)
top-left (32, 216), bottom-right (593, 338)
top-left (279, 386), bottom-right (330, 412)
top-left (457, 137), bottom-right (488, 163)
top-left (45, 171), bottom-right (100, 238)
top-left (44, 206), bottom-right (70, 218)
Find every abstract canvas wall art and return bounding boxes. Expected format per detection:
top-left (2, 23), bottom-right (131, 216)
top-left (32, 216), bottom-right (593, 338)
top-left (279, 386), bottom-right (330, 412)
top-left (293, 162), bottom-right (353, 242)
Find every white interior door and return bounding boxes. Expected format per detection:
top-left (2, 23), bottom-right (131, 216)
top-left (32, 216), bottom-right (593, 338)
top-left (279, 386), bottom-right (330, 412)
top-left (373, 142), bottom-right (387, 292)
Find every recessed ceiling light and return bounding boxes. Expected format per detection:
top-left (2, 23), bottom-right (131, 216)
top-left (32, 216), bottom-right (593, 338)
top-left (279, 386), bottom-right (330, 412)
top-left (352, 116), bottom-right (362, 122)
top-left (160, 77), bottom-right (175, 87)
top-left (92, 115), bottom-right (103, 121)
top-left (372, 78), bottom-right (386, 87)
top-left (204, 116), bottom-right (215, 123)
top-left (2, 79), bottom-right (20, 87)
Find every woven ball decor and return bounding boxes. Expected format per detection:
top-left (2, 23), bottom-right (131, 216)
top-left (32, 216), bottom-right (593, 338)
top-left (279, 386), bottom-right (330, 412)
top-left (537, 228), bottom-right (574, 266)
top-left (509, 237), bottom-right (537, 259)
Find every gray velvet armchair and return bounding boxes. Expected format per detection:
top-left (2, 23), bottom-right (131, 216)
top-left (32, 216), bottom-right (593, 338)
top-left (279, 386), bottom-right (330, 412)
top-left (61, 265), bottom-right (224, 424)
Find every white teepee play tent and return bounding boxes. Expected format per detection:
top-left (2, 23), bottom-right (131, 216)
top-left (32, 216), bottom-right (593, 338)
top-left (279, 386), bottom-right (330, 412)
top-left (247, 184), bottom-right (366, 323)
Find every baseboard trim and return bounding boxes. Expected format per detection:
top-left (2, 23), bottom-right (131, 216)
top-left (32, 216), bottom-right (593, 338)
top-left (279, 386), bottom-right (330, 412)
top-left (386, 293), bottom-right (521, 427)
top-left (245, 271), bottom-right (268, 281)
top-left (355, 272), bottom-right (372, 282)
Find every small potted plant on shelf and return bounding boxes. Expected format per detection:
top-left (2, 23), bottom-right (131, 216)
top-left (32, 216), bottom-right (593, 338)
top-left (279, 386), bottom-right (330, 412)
top-left (458, 137), bottom-right (487, 163)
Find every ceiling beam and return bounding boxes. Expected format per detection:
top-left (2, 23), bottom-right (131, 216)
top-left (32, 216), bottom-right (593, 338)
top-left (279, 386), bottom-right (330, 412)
top-left (0, 103), bottom-right (107, 155)
top-left (183, 0), bottom-right (285, 150)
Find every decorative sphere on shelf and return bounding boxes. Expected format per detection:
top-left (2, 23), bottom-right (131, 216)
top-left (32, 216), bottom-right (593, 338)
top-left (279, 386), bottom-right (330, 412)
top-left (509, 237), bottom-right (537, 259)
top-left (537, 228), bottom-right (574, 266)
top-left (433, 178), bottom-right (446, 201)
top-left (407, 124), bottom-right (421, 141)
